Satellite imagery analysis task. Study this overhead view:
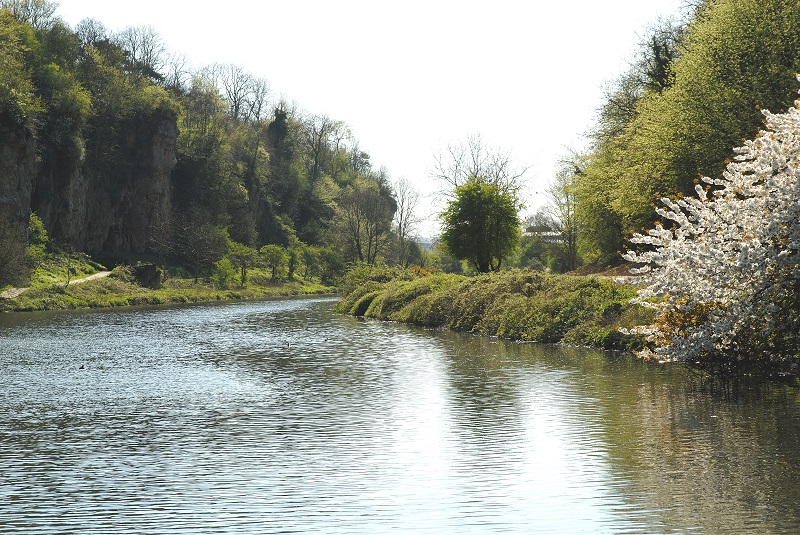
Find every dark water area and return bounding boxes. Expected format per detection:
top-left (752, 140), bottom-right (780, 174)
top-left (1, 297), bottom-right (799, 534)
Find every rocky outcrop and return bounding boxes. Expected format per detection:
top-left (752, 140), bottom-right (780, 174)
top-left (131, 263), bottom-right (164, 289)
top-left (28, 110), bottom-right (179, 260)
top-left (0, 117), bottom-right (37, 285)
top-left (90, 112), bottom-right (178, 257)
top-left (31, 147), bottom-right (87, 250)
top-left (0, 117), bottom-right (36, 222)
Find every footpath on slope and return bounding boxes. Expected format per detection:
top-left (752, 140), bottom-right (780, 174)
top-left (0, 271), bottom-right (112, 299)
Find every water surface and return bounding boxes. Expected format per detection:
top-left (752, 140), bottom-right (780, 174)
top-left (1, 297), bottom-right (799, 534)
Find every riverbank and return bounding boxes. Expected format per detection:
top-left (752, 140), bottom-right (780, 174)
top-left (0, 269), bottom-right (333, 312)
top-left (337, 267), bottom-right (650, 351)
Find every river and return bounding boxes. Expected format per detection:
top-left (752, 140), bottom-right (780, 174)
top-left (1, 297), bottom-right (799, 534)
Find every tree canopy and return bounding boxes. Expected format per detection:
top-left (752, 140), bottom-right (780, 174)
top-left (624, 81), bottom-right (800, 376)
top-left (440, 177), bottom-right (520, 273)
top-left (574, 0), bottom-right (800, 265)
top-left (0, 3), bottom-right (422, 285)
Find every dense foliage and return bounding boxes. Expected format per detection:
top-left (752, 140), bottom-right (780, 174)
top-left (624, 83), bottom-right (800, 377)
top-left (574, 0), bottom-right (800, 265)
top-left (440, 177), bottom-right (520, 273)
top-left (0, 2), bottom-right (407, 287)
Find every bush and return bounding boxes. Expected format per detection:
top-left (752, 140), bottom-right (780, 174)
top-left (213, 257), bottom-right (236, 287)
top-left (366, 274), bottom-right (454, 319)
top-left (338, 263), bottom-right (413, 296)
top-left (350, 291), bottom-right (382, 316)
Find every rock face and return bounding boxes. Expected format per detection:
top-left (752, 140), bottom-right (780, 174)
top-left (0, 120), bottom-right (36, 223)
top-left (31, 147), bottom-right (87, 251)
top-left (25, 110), bottom-right (179, 260)
top-left (88, 113), bottom-right (178, 257)
top-left (0, 119), bottom-right (37, 284)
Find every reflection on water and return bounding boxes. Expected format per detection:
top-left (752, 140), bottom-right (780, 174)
top-left (1, 297), bottom-right (799, 534)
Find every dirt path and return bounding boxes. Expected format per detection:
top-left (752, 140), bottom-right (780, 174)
top-left (0, 287), bottom-right (27, 299)
top-left (0, 271), bottom-right (112, 299)
top-left (70, 271), bottom-right (112, 285)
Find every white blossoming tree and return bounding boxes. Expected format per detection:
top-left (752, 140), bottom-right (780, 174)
top-left (624, 79), bottom-right (800, 375)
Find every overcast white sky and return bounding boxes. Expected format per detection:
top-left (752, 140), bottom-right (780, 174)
top-left (56, 0), bottom-right (687, 236)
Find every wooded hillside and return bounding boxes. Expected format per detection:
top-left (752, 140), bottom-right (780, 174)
top-left (0, 1), bottom-right (403, 285)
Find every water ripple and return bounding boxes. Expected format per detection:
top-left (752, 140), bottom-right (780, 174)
top-left (2, 298), bottom-right (800, 533)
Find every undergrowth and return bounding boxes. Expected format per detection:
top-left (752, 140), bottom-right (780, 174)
top-left (1, 273), bottom-right (333, 312)
top-left (336, 267), bottom-right (650, 351)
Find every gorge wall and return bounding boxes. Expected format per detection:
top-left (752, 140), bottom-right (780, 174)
top-left (2, 109), bottom-right (178, 263)
top-left (0, 116), bottom-right (37, 284)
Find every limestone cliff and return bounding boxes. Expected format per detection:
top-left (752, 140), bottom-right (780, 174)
top-left (27, 110), bottom-right (179, 260)
top-left (0, 116), bottom-right (37, 284)
top-left (0, 118), bottom-right (36, 223)
top-left (87, 112), bottom-right (178, 257)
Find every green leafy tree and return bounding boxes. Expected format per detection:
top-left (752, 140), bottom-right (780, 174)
top-left (334, 176), bottom-right (395, 265)
top-left (576, 0), bottom-right (800, 265)
top-left (0, 8), bottom-right (41, 131)
top-left (547, 156), bottom-right (583, 272)
top-left (227, 240), bottom-right (258, 286)
top-left (176, 213), bottom-right (230, 283)
top-left (440, 177), bottom-right (520, 273)
top-left (213, 257), bottom-right (236, 287)
top-left (393, 176), bottom-right (420, 267)
top-left (26, 211), bottom-right (48, 268)
top-left (285, 235), bottom-right (302, 279)
top-left (301, 244), bottom-right (320, 279)
top-left (317, 246), bottom-right (345, 284)
top-left (260, 244), bottom-right (287, 279)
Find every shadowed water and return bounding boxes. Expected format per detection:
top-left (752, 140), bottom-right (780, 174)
top-left (1, 297), bottom-right (799, 534)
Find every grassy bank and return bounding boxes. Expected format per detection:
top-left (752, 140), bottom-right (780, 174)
top-left (0, 261), bottom-right (333, 313)
top-left (337, 267), bottom-right (651, 350)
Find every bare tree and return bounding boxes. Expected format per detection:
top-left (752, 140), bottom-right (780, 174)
top-left (348, 140), bottom-right (371, 174)
top-left (1, 0), bottom-right (58, 30)
top-left (302, 114), bottom-right (345, 183)
top-left (393, 177), bottom-right (420, 267)
top-left (546, 154), bottom-right (585, 272)
top-left (200, 64), bottom-right (270, 123)
top-left (162, 52), bottom-right (191, 92)
top-left (245, 76), bottom-right (270, 123)
top-left (114, 25), bottom-right (167, 79)
top-left (75, 17), bottom-right (108, 46)
top-left (431, 133), bottom-right (528, 197)
top-left (146, 208), bottom-right (173, 269)
top-left (213, 63), bottom-right (252, 121)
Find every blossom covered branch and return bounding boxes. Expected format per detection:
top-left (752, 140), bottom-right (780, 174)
top-left (624, 77), bottom-right (800, 368)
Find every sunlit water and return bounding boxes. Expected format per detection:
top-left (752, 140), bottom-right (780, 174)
top-left (1, 297), bottom-right (800, 534)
